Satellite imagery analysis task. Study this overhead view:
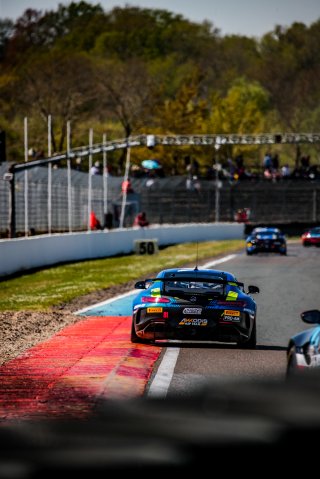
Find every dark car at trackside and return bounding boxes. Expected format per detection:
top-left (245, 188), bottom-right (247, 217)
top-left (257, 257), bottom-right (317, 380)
top-left (131, 267), bottom-right (260, 348)
top-left (246, 226), bottom-right (287, 255)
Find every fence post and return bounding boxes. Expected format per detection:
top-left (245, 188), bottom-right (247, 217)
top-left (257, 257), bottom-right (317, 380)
top-left (119, 145), bottom-right (131, 228)
top-left (48, 115), bottom-right (52, 234)
top-left (24, 117), bottom-right (29, 236)
top-left (87, 129), bottom-right (93, 231)
top-left (8, 167), bottom-right (16, 238)
top-left (103, 133), bottom-right (108, 225)
top-left (67, 120), bottom-right (72, 233)
top-left (214, 144), bottom-right (220, 223)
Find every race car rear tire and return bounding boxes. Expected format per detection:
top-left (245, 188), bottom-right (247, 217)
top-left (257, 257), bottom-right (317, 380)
top-left (130, 321), bottom-right (149, 344)
top-left (238, 320), bottom-right (256, 349)
top-left (286, 347), bottom-right (298, 377)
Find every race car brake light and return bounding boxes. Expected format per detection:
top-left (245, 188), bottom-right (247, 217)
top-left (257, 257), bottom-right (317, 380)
top-left (141, 296), bottom-right (171, 303)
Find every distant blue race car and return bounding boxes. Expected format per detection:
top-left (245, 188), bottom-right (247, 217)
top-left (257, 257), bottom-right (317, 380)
top-left (287, 309), bottom-right (320, 376)
top-left (131, 267), bottom-right (260, 348)
top-left (246, 226), bottom-right (287, 255)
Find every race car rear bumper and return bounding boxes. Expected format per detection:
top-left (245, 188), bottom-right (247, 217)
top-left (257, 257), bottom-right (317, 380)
top-left (247, 244), bottom-right (286, 254)
top-left (134, 317), bottom-right (250, 343)
top-left (303, 239), bottom-right (320, 246)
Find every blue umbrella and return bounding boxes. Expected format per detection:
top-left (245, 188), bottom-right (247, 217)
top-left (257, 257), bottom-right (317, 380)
top-left (141, 159), bottom-right (161, 170)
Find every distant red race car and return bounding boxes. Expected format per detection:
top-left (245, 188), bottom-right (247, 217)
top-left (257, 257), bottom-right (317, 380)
top-left (301, 227), bottom-right (320, 247)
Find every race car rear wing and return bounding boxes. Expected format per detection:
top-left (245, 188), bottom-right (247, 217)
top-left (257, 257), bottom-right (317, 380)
top-left (134, 278), bottom-right (259, 295)
top-left (134, 277), bottom-right (245, 289)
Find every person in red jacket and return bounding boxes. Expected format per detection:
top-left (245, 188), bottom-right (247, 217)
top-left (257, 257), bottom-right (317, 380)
top-left (133, 211), bottom-right (149, 227)
top-left (121, 178), bottom-right (134, 194)
top-left (90, 211), bottom-right (102, 230)
top-left (235, 208), bottom-right (250, 223)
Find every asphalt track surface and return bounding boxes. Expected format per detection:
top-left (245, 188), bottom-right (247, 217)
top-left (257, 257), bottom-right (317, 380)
top-left (1, 241), bottom-right (319, 420)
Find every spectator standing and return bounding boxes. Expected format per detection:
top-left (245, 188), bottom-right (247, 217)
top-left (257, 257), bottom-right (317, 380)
top-left (263, 151), bottom-right (272, 170)
top-left (104, 211), bottom-right (113, 229)
top-left (75, 157), bottom-right (82, 171)
top-left (121, 178), bottom-right (134, 194)
top-left (90, 161), bottom-right (101, 175)
top-left (272, 153), bottom-right (279, 170)
top-left (281, 164), bottom-right (291, 179)
top-left (235, 154), bottom-right (244, 170)
top-left (226, 157), bottom-right (236, 181)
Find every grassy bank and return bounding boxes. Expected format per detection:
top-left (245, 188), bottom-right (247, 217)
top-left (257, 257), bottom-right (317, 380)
top-left (0, 239), bottom-right (244, 311)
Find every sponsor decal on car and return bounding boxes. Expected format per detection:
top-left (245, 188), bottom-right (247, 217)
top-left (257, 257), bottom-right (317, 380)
top-left (226, 291), bottom-right (238, 301)
top-left (147, 307), bottom-right (163, 313)
top-left (179, 318), bottom-right (208, 326)
top-left (224, 310), bottom-right (240, 316)
top-left (220, 310), bottom-right (241, 322)
top-left (182, 307), bottom-right (202, 315)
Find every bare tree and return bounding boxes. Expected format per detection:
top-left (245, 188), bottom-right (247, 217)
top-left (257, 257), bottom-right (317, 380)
top-left (95, 58), bottom-right (159, 138)
top-left (14, 51), bottom-right (95, 153)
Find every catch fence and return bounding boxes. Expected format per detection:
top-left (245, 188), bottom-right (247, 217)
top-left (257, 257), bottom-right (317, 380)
top-left (0, 162), bottom-right (319, 237)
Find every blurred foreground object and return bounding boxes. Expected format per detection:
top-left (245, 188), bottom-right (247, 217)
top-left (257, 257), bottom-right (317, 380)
top-left (287, 309), bottom-right (320, 376)
top-left (1, 372), bottom-right (320, 475)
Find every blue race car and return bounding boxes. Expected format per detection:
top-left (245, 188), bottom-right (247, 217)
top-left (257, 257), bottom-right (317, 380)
top-left (246, 226), bottom-right (287, 255)
top-left (287, 309), bottom-right (320, 376)
top-left (131, 267), bottom-right (260, 348)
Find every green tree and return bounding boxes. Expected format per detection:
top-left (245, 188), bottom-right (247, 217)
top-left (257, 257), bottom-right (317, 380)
top-left (151, 73), bottom-right (209, 174)
top-left (1, 2), bottom-right (320, 166)
top-left (209, 78), bottom-right (271, 162)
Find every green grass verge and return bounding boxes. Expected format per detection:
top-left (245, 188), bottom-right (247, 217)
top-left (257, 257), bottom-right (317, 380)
top-left (0, 239), bottom-right (244, 311)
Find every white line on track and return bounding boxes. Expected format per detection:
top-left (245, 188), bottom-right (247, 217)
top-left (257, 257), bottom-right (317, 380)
top-left (201, 254), bottom-right (237, 269)
top-left (147, 347), bottom-right (180, 398)
top-left (146, 253), bottom-right (238, 398)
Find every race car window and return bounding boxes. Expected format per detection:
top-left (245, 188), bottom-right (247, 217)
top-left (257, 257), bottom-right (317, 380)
top-left (163, 278), bottom-right (225, 296)
top-left (256, 233), bottom-right (278, 240)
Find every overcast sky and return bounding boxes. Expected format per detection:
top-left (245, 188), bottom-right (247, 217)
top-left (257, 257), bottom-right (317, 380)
top-left (0, 0), bottom-right (320, 37)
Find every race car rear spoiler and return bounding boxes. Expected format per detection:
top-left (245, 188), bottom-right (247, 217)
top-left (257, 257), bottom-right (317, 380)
top-left (134, 277), bottom-right (245, 289)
